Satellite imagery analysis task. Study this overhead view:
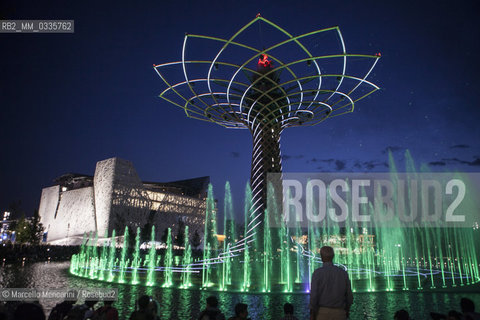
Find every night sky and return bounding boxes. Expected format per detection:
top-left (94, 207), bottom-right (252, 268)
top-left (1, 0), bottom-right (479, 218)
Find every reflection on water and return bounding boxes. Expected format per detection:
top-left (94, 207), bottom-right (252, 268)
top-left (1, 262), bottom-right (479, 319)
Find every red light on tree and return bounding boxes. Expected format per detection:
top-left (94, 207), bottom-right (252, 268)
top-left (258, 54), bottom-right (272, 68)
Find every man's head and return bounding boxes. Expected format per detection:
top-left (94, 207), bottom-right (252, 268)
top-left (284, 303), bottom-right (294, 315)
top-left (320, 246), bottom-right (334, 263)
top-left (149, 299), bottom-right (159, 315)
top-left (206, 296), bottom-right (218, 308)
top-left (235, 303), bottom-right (248, 319)
top-left (86, 300), bottom-right (97, 308)
top-left (394, 309), bottom-right (409, 320)
top-left (460, 297), bottom-right (475, 313)
top-left (13, 303), bottom-right (45, 320)
top-left (138, 295), bottom-right (151, 310)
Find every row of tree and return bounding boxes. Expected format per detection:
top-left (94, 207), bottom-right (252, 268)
top-left (8, 210), bottom-right (44, 245)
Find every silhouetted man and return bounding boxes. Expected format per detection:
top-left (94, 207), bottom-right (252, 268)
top-left (461, 298), bottom-right (480, 320)
top-left (394, 309), bottom-right (410, 320)
top-left (228, 303), bottom-right (249, 320)
top-left (199, 296), bottom-right (226, 320)
top-left (309, 246), bottom-right (353, 320)
top-left (281, 302), bottom-right (299, 320)
top-left (129, 295), bottom-right (154, 320)
top-left (94, 300), bottom-right (119, 320)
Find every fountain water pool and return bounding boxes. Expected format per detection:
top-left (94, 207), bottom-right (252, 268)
top-left (70, 154), bottom-right (480, 293)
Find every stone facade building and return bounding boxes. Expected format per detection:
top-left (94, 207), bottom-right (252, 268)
top-left (39, 157), bottom-right (207, 245)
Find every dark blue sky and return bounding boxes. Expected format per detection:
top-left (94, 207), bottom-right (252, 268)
top-left (1, 0), bottom-right (479, 217)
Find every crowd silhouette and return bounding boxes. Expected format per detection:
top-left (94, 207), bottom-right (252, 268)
top-left (0, 243), bottom-right (78, 263)
top-left (0, 295), bottom-right (478, 320)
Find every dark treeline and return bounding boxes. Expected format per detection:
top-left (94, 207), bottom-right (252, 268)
top-left (0, 242), bottom-right (205, 264)
top-left (0, 244), bottom-right (79, 263)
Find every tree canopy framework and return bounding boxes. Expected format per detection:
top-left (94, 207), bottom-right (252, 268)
top-left (154, 15), bottom-right (380, 245)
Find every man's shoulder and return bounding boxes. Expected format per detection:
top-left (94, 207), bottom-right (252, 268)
top-left (333, 264), bottom-right (348, 272)
top-left (200, 308), bottom-right (225, 320)
top-left (314, 263), bottom-right (345, 270)
top-left (333, 265), bottom-right (350, 278)
top-left (313, 264), bottom-right (348, 275)
top-left (465, 312), bottom-right (480, 320)
top-left (97, 306), bottom-right (118, 314)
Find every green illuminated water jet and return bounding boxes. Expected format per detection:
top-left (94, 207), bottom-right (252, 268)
top-left (242, 184), bottom-right (252, 291)
top-left (131, 227), bottom-right (141, 285)
top-left (146, 226), bottom-right (156, 286)
top-left (107, 229), bottom-right (116, 282)
top-left (118, 227), bottom-right (129, 284)
top-left (263, 208), bottom-right (272, 292)
top-left (70, 152), bottom-right (480, 293)
top-left (181, 226), bottom-right (192, 288)
top-left (202, 184), bottom-right (218, 288)
top-left (222, 182), bottom-right (235, 290)
top-left (163, 228), bottom-right (173, 287)
top-left (98, 229), bottom-right (108, 281)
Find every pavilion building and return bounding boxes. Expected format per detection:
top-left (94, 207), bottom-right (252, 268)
top-left (38, 157), bottom-right (208, 245)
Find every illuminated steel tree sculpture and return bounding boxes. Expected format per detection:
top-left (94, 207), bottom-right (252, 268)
top-left (154, 15), bottom-right (380, 231)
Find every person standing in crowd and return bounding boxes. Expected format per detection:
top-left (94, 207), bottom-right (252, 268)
top-left (93, 300), bottom-right (119, 320)
top-left (198, 296), bottom-right (226, 320)
top-left (393, 309), bottom-right (410, 320)
top-left (149, 298), bottom-right (161, 320)
top-left (48, 294), bottom-right (76, 320)
top-left (280, 303), bottom-right (299, 320)
top-left (228, 303), bottom-right (250, 320)
top-left (129, 295), bottom-right (154, 320)
top-left (14, 303), bottom-right (46, 320)
top-left (83, 300), bottom-right (98, 319)
top-left (309, 246), bottom-right (353, 320)
top-left (461, 298), bottom-right (480, 320)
